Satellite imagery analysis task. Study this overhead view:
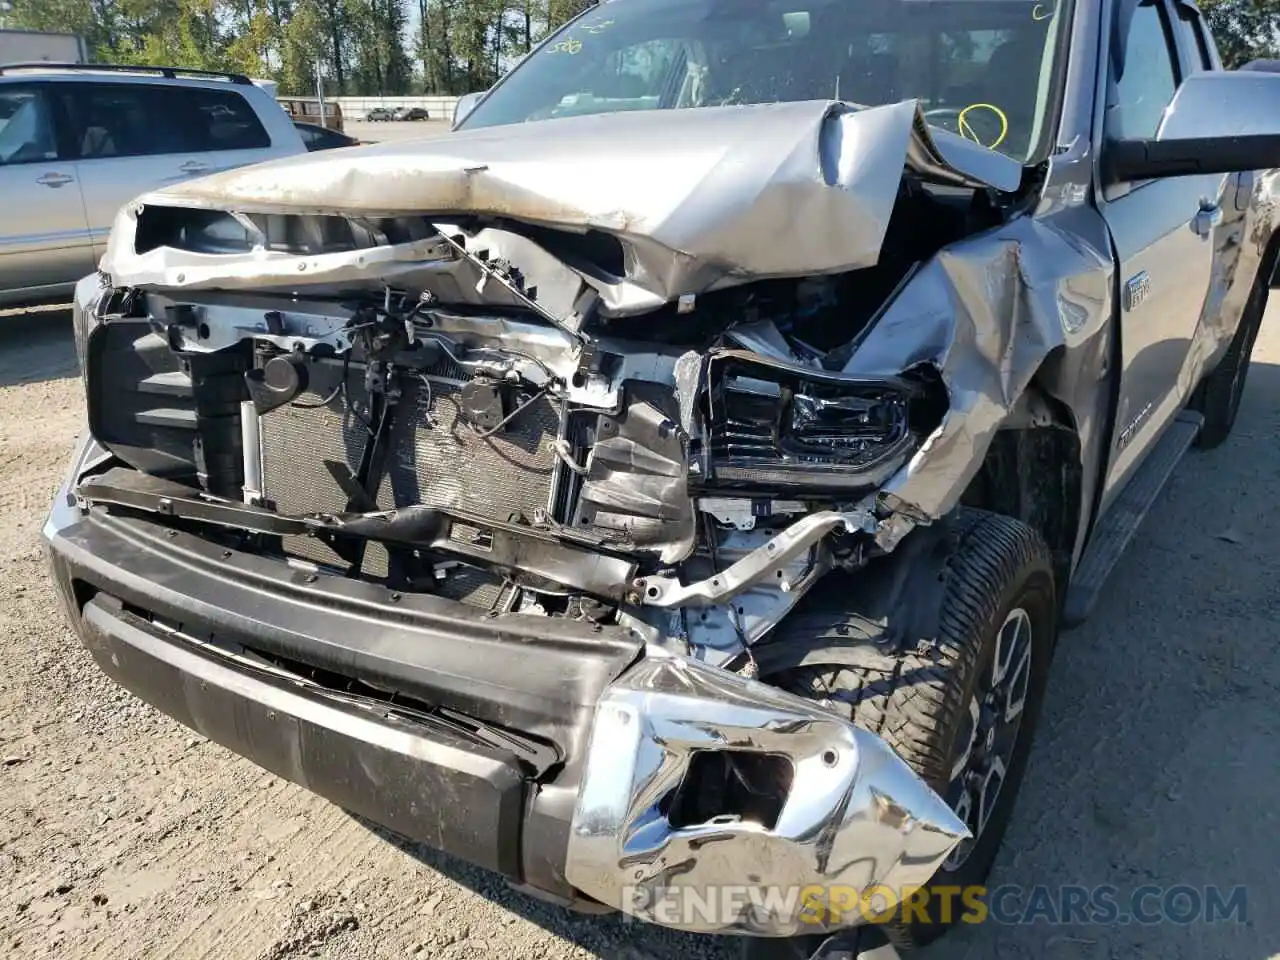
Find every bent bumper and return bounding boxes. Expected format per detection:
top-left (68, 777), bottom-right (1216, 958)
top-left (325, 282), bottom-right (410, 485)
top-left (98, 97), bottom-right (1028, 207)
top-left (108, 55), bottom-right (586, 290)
top-left (45, 435), bottom-right (965, 935)
top-left (566, 656), bottom-right (968, 935)
top-left (79, 590), bottom-right (528, 873)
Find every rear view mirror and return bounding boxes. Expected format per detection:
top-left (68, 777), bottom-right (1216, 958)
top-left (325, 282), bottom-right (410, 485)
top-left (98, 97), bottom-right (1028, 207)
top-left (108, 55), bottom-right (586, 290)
top-left (1105, 71), bottom-right (1280, 182)
top-left (453, 91), bottom-right (486, 129)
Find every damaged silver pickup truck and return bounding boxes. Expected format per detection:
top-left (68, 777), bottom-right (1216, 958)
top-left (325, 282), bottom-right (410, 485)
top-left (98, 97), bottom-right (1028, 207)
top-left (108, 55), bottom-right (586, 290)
top-left (43, 0), bottom-right (1280, 955)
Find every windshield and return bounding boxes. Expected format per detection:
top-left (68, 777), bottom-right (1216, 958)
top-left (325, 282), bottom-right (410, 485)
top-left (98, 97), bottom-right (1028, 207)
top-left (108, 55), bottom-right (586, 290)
top-left (462, 0), bottom-right (1069, 162)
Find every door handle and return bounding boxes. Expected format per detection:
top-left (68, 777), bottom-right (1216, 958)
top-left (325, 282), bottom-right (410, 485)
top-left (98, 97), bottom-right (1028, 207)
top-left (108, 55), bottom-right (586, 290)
top-left (1193, 202), bottom-right (1223, 239)
top-left (178, 160), bottom-right (210, 175)
top-left (36, 172), bottom-right (74, 188)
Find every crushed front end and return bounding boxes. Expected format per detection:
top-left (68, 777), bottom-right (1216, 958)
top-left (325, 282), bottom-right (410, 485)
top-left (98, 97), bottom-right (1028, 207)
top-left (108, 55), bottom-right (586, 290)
top-left (46, 102), bottom-right (1005, 936)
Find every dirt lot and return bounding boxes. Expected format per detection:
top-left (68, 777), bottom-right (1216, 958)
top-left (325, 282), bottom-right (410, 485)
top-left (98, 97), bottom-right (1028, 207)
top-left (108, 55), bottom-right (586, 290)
top-left (1, 304), bottom-right (1278, 960)
top-left (345, 119), bottom-right (454, 144)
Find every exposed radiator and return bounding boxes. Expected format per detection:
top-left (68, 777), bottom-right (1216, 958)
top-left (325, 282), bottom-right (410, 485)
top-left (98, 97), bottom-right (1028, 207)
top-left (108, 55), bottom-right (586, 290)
top-left (257, 359), bottom-right (561, 584)
top-left (381, 376), bottom-right (561, 522)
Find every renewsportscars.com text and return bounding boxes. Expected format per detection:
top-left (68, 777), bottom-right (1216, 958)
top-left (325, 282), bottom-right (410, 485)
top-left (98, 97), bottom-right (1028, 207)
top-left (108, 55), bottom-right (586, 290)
top-left (621, 883), bottom-right (1248, 928)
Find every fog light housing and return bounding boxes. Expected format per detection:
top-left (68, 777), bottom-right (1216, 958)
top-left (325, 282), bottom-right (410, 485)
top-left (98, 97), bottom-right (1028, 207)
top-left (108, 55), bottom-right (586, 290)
top-left (664, 750), bottom-right (794, 830)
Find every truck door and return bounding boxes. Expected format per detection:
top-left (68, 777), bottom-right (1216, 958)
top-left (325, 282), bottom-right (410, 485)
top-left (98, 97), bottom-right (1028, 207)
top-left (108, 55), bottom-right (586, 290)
top-left (0, 82), bottom-right (95, 305)
top-left (1097, 0), bottom-right (1223, 508)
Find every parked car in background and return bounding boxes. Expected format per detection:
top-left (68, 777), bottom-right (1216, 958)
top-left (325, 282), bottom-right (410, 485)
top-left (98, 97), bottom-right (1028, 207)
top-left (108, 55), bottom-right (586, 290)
top-left (0, 62), bottom-right (305, 309)
top-left (392, 106), bottom-right (430, 121)
top-left (452, 91), bottom-right (487, 127)
top-left (365, 107), bottom-right (395, 121)
top-left (277, 96), bottom-right (344, 133)
top-left (294, 121), bottom-right (360, 151)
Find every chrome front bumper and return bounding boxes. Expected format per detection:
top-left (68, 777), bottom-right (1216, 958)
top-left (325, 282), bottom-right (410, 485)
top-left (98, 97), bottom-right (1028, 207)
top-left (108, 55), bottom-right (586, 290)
top-left (565, 654), bottom-right (968, 936)
top-left (49, 429), bottom-right (965, 939)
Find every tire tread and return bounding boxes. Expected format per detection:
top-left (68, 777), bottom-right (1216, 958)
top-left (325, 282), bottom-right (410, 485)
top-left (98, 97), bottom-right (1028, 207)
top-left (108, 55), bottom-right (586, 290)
top-left (773, 511), bottom-right (1050, 789)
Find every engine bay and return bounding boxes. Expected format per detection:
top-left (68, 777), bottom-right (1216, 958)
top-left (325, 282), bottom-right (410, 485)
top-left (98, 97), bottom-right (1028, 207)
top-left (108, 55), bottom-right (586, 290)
top-left (75, 141), bottom-right (1015, 666)
top-left (77, 206), bottom-right (971, 664)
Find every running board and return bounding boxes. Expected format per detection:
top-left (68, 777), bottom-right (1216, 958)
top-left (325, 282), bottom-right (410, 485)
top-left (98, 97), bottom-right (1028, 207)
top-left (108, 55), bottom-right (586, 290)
top-left (1062, 410), bottom-right (1203, 627)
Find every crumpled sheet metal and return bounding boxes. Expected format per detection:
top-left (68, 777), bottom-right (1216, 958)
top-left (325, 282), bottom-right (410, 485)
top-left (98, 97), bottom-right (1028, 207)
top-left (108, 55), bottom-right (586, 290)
top-left (564, 653), bottom-right (968, 936)
top-left (103, 230), bottom-right (458, 296)
top-left (104, 99), bottom-right (1020, 315)
top-left (844, 212), bottom-right (1114, 521)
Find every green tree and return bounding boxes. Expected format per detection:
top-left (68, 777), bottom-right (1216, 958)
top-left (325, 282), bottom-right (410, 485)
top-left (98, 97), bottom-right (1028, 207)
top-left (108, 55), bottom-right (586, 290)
top-left (6, 0), bottom-right (597, 94)
top-left (417, 0), bottom-right (457, 92)
top-left (6, 0), bottom-right (121, 58)
top-left (225, 4), bottom-right (281, 78)
top-left (348, 0), bottom-right (411, 95)
top-left (114, 0), bottom-right (228, 69)
top-left (545, 0), bottom-right (588, 29)
top-left (1200, 0), bottom-right (1280, 67)
top-left (279, 0), bottom-right (326, 93)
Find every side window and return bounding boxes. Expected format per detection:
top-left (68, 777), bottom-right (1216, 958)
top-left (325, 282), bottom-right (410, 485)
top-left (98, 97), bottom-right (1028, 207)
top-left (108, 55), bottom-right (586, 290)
top-left (64, 83), bottom-right (270, 160)
top-left (0, 86), bottom-right (59, 166)
top-left (63, 83), bottom-right (188, 159)
top-left (1111, 0), bottom-right (1179, 139)
top-left (1176, 7), bottom-right (1215, 72)
top-left (178, 88), bottom-right (271, 152)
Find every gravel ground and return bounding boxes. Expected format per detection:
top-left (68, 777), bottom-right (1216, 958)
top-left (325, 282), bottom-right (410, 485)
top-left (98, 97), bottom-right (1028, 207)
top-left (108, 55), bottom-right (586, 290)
top-left (1, 303), bottom-right (1278, 960)
top-left (345, 119), bottom-right (455, 143)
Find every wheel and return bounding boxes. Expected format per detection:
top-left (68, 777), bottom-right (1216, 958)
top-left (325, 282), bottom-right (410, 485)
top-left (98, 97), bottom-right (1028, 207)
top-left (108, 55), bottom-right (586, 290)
top-left (1189, 262), bottom-right (1268, 448)
top-left (758, 510), bottom-right (1057, 948)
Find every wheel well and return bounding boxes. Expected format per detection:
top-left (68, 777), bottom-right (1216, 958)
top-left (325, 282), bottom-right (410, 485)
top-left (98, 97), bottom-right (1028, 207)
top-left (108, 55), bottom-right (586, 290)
top-left (958, 387), bottom-right (1082, 590)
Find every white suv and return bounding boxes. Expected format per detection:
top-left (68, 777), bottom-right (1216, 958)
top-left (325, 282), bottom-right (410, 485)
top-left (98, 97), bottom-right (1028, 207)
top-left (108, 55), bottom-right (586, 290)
top-left (0, 63), bottom-right (305, 309)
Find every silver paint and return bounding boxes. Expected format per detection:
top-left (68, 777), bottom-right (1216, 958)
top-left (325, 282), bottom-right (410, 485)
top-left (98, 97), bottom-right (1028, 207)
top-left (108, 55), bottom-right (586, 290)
top-left (102, 99), bottom-right (1020, 316)
top-left (635, 508), bottom-right (871, 608)
top-left (841, 212), bottom-right (1114, 527)
top-left (684, 525), bottom-right (832, 661)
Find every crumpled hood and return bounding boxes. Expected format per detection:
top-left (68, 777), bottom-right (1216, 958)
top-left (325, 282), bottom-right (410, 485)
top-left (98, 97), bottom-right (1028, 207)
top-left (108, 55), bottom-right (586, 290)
top-left (108, 99), bottom-right (1022, 310)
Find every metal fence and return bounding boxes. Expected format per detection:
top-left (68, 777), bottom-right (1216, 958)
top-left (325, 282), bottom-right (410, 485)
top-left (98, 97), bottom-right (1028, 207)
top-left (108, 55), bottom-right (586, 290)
top-left (333, 96), bottom-right (460, 119)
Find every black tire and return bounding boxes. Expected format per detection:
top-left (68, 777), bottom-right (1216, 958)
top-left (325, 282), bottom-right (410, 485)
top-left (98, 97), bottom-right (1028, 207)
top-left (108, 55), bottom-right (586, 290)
top-left (1190, 259), bottom-right (1269, 449)
top-left (758, 510), bottom-right (1056, 949)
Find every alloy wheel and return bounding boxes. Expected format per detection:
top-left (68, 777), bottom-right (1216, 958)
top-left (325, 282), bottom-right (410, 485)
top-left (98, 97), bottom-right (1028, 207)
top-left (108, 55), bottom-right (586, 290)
top-left (941, 606), bottom-right (1034, 871)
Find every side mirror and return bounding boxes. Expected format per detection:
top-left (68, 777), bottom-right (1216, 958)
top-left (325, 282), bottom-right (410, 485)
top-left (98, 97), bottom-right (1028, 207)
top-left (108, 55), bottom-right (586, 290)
top-left (1239, 59), bottom-right (1280, 74)
top-left (452, 91), bottom-right (486, 129)
top-left (1105, 71), bottom-right (1280, 182)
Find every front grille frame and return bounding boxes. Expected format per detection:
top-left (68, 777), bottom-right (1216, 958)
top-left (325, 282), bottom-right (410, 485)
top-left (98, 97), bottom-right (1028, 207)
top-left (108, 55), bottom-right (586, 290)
top-left (256, 356), bottom-right (568, 591)
top-left (259, 360), bottom-right (564, 516)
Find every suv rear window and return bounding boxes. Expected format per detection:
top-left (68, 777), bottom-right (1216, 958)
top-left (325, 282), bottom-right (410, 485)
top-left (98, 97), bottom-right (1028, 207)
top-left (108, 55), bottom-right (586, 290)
top-left (183, 87), bottom-right (272, 151)
top-left (61, 82), bottom-right (270, 159)
top-left (0, 86), bottom-right (59, 165)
